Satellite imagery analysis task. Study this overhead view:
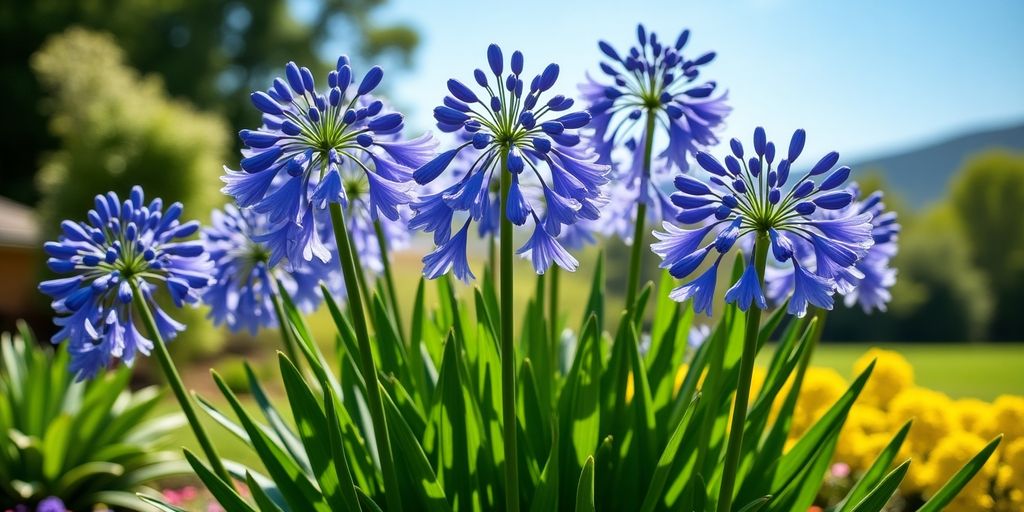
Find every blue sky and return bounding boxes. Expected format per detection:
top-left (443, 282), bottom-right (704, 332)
top-left (322, 0), bottom-right (1024, 161)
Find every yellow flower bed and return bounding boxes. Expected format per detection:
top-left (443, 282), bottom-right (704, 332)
top-left (788, 348), bottom-right (1023, 511)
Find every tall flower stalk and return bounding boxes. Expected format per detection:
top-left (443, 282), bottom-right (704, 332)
top-left (226, 57), bottom-right (435, 511)
top-left (412, 43), bottom-right (606, 509)
top-left (654, 128), bottom-right (875, 511)
top-left (38, 186), bottom-right (232, 485)
top-left (583, 24), bottom-right (730, 307)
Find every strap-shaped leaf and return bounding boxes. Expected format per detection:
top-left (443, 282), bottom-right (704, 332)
top-left (575, 456), bottom-right (596, 512)
top-left (918, 435), bottom-right (1002, 512)
top-left (245, 471), bottom-right (286, 512)
top-left (835, 420), bottom-right (913, 512)
top-left (737, 495), bottom-right (773, 512)
top-left (279, 354), bottom-right (351, 511)
top-left (850, 459), bottom-right (910, 512)
top-left (137, 494), bottom-right (189, 512)
top-left (212, 371), bottom-right (330, 512)
top-left (530, 425), bottom-right (560, 512)
top-left (183, 449), bottom-right (257, 512)
top-left (324, 386), bottom-right (363, 512)
top-left (639, 391), bottom-right (701, 512)
top-left (381, 386), bottom-right (452, 512)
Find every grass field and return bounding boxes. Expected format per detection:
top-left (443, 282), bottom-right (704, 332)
top-left (761, 342), bottom-right (1024, 401)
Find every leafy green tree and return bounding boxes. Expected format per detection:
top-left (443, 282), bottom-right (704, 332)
top-left (888, 206), bottom-right (993, 341)
top-left (949, 150), bottom-right (1024, 340)
top-left (0, 0), bottom-right (417, 205)
top-left (32, 28), bottom-right (227, 358)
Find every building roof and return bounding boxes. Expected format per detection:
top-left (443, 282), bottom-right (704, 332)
top-left (0, 196), bottom-right (39, 248)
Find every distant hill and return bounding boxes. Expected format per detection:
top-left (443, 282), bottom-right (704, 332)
top-left (851, 122), bottom-right (1024, 208)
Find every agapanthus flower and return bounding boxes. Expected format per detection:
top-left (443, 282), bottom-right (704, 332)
top-left (201, 205), bottom-right (344, 335)
top-left (765, 185), bottom-right (899, 313)
top-left (411, 44), bottom-right (609, 279)
top-left (223, 57), bottom-right (433, 267)
top-left (581, 24), bottom-right (730, 241)
top-left (653, 128), bottom-right (875, 317)
top-left (35, 497), bottom-right (66, 512)
top-left (39, 186), bottom-right (212, 380)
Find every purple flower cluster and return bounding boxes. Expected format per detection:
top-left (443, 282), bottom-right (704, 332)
top-left (223, 57), bottom-right (434, 268)
top-left (653, 128), bottom-right (876, 317)
top-left (581, 24), bottom-right (730, 242)
top-left (38, 187), bottom-right (212, 379)
top-left (411, 44), bottom-right (609, 280)
top-left (765, 185), bottom-right (900, 313)
top-left (201, 205), bottom-right (343, 335)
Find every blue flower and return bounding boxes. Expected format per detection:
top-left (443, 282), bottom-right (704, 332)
top-left (36, 497), bottom-right (66, 512)
top-left (38, 186), bottom-right (212, 380)
top-left (201, 205), bottom-right (343, 335)
top-left (653, 128), bottom-right (875, 317)
top-left (582, 25), bottom-right (730, 242)
top-left (411, 44), bottom-right (609, 277)
top-left (765, 185), bottom-right (900, 313)
top-left (225, 57), bottom-right (433, 266)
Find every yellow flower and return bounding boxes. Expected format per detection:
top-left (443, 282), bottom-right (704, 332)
top-left (835, 405), bottom-right (890, 471)
top-left (791, 367), bottom-right (848, 438)
top-left (999, 438), bottom-right (1024, 492)
top-left (853, 348), bottom-right (914, 408)
top-left (956, 398), bottom-right (993, 435)
top-left (989, 395), bottom-right (1024, 441)
top-left (889, 387), bottom-right (955, 456)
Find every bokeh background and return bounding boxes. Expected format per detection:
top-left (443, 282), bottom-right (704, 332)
top-left (1, 0), bottom-right (1022, 394)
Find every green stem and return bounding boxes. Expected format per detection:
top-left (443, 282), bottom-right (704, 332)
top-left (329, 203), bottom-right (403, 512)
top-left (129, 281), bottom-right (232, 486)
top-left (624, 110), bottom-right (658, 310)
top-left (499, 151), bottom-right (521, 511)
top-left (717, 234), bottom-right (770, 512)
top-left (548, 265), bottom-right (560, 362)
top-left (374, 220), bottom-right (405, 341)
top-left (269, 287), bottom-right (300, 365)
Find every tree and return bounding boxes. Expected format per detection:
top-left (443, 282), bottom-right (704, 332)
top-left (949, 150), bottom-right (1024, 340)
top-left (0, 0), bottom-right (418, 205)
top-left (888, 206), bottom-right (994, 341)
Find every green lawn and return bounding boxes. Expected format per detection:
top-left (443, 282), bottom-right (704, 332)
top-left (759, 342), bottom-right (1024, 401)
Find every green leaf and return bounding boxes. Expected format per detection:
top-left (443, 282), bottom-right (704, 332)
top-left (381, 386), bottom-right (452, 512)
top-left (835, 420), bottom-right (913, 512)
top-left (246, 471), bottom-right (287, 512)
top-left (424, 333), bottom-right (485, 510)
top-left (558, 314), bottom-right (602, 471)
top-left (530, 425), bottom-right (560, 512)
top-left (850, 459), bottom-right (910, 512)
top-left (137, 494), bottom-right (189, 512)
top-left (212, 371), bottom-right (331, 512)
top-left (575, 456), bottom-right (596, 512)
top-left (244, 362), bottom-right (311, 474)
top-left (737, 495), bottom-right (773, 512)
top-left (324, 387), bottom-right (364, 512)
top-left (639, 391), bottom-right (702, 512)
top-left (918, 435), bottom-right (1002, 512)
top-left (278, 354), bottom-right (349, 512)
top-left (183, 449), bottom-right (257, 512)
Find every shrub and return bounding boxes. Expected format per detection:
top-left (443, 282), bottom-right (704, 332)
top-left (0, 323), bottom-right (186, 510)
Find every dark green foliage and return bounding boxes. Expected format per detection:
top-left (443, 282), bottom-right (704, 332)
top-left (0, 322), bottom-right (186, 509)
